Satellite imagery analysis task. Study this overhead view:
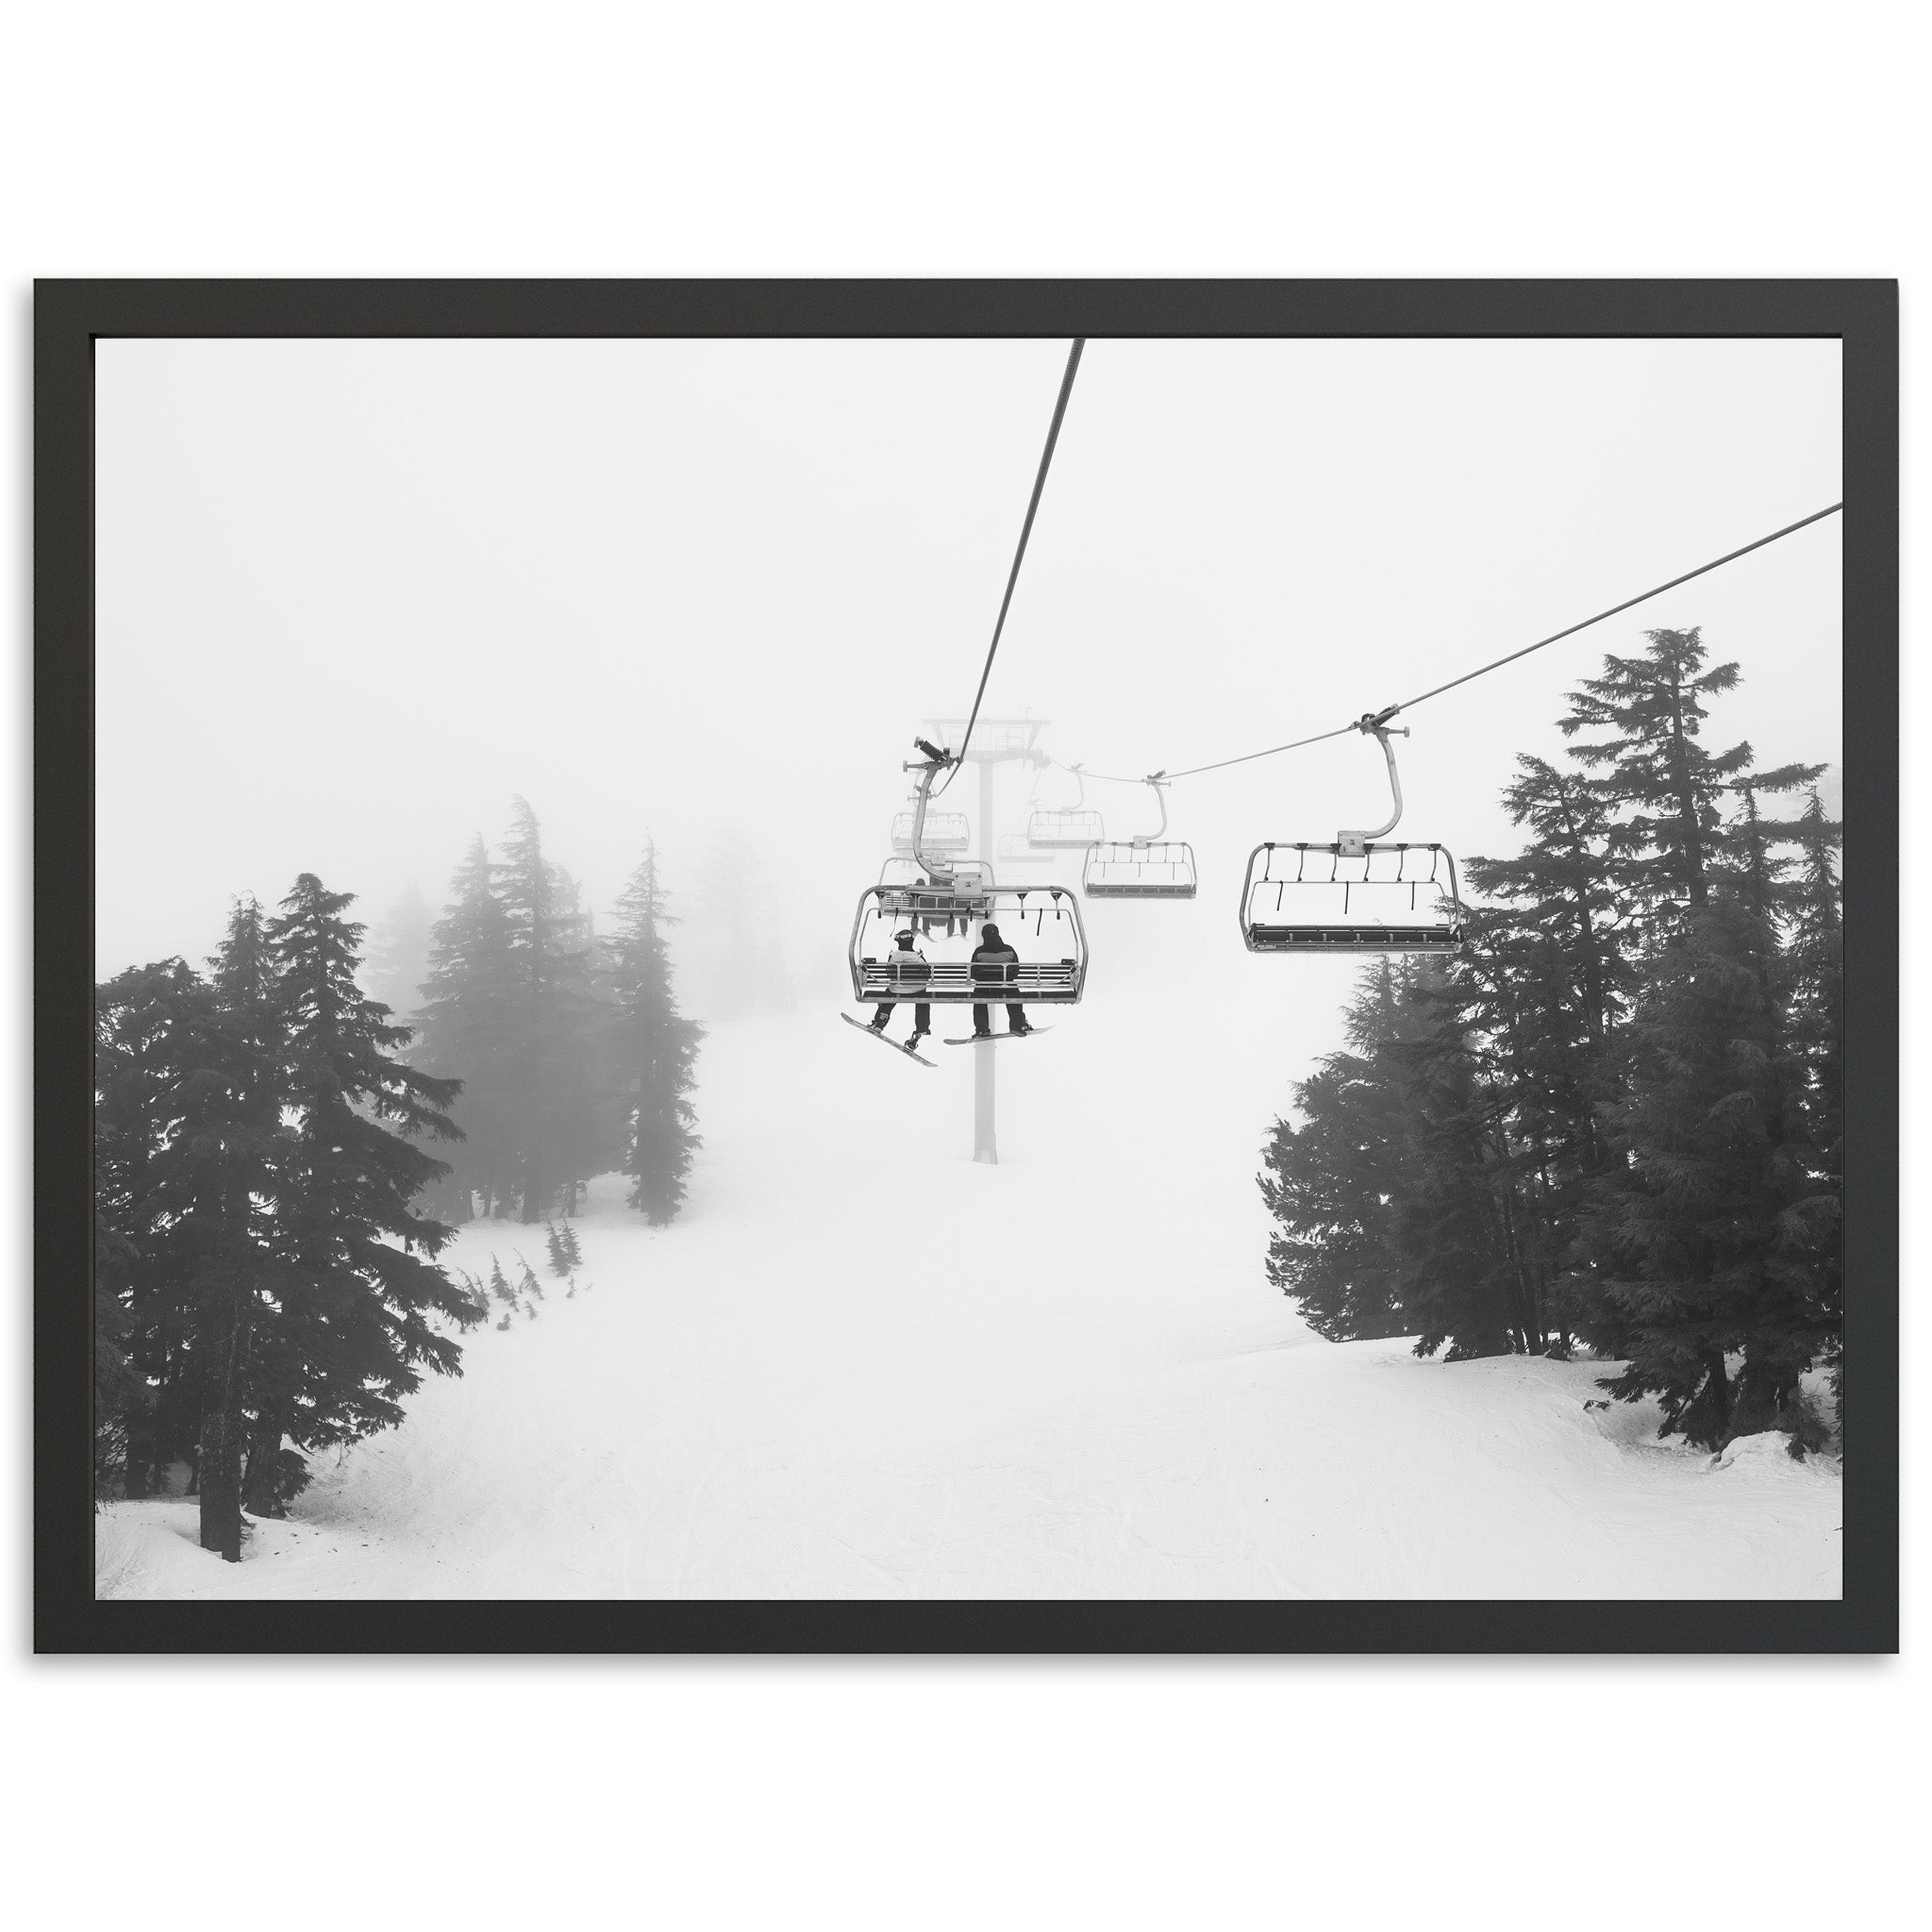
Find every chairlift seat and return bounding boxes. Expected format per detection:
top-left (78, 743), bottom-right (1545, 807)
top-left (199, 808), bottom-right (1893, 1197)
top-left (1026, 808), bottom-right (1106, 850)
top-left (1083, 839), bottom-right (1199, 899)
top-left (891, 810), bottom-right (971, 855)
top-left (1240, 841), bottom-right (1465, 956)
top-left (850, 884), bottom-right (1089, 1005)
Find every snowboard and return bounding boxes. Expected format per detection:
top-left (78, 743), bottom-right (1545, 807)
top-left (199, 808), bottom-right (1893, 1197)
top-left (841, 1012), bottom-right (937, 1066)
top-left (941, 1027), bottom-right (1054, 1046)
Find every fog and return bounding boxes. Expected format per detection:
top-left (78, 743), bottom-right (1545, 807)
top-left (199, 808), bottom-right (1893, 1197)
top-left (95, 335), bottom-right (1840, 1038)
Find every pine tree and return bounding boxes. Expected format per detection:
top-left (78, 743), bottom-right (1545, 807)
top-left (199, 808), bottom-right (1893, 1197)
top-left (1560, 626), bottom-right (1754, 921)
top-left (496, 800), bottom-right (617, 1221)
top-left (609, 837), bottom-right (704, 1224)
top-left (1780, 787), bottom-right (1845, 1425)
top-left (93, 1213), bottom-right (142, 1498)
top-left (1569, 894), bottom-right (1826, 1447)
top-left (258, 874), bottom-right (470, 1469)
top-left (559, 1222), bottom-right (583, 1270)
top-left (415, 837), bottom-right (522, 1221)
top-left (1395, 943), bottom-right (1551, 1358)
top-left (544, 1221), bottom-right (569, 1276)
top-left (95, 958), bottom-right (224, 1501)
top-left (488, 1256), bottom-right (514, 1307)
top-left (516, 1256), bottom-right (543, 1302)
top-left (1258, 961), bottom-right (1426, 1341)
top-left (177, 896), bottom-right (290, 1557)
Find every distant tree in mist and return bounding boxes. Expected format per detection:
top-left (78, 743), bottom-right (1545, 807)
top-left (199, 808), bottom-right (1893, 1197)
top-left (610, 836), bottom-right (704, 1224)
top-left (364, 882), bottom-right (434, 1026)
top-left (684, 826), bottom-right (793, 1019)
top-left (495, 798), bottom-right (623, 1219)
top-left (416, 803), bottom-right (626, 1223)
top-left (415, 837), bottom-right (523, 1220)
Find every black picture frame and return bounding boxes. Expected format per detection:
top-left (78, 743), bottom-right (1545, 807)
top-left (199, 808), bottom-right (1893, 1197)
top-left (37, 278), bottom-right (1898, 1655)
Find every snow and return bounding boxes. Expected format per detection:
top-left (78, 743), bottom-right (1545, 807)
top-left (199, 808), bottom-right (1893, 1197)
top-left (96, 947), bottom-right (1841, 1602)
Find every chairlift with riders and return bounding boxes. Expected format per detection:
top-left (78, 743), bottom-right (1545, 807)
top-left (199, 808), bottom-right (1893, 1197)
top-left (852, 739), bottom-right (1089, 1008)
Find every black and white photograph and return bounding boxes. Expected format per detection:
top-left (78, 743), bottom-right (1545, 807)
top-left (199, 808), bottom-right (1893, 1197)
top-left (44, 288), bottom-right (1888, 1636)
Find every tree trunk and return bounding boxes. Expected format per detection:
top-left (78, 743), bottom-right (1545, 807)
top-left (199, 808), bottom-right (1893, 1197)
top-left (1674, 1349), bottom-right (1733, 1448)
top-left (196, 1280), bottom-right (253, 1562)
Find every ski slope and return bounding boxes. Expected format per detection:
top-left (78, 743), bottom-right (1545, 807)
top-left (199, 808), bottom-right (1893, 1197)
top-left (96, 944), bottom-right (1842, 1602)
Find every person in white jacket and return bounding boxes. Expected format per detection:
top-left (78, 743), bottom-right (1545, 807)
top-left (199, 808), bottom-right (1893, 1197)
top-left (869, 930), bottom-right (931, 1049)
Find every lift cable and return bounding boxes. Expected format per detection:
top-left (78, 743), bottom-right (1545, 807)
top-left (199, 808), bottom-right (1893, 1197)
top-left (1059, 501), bottom-right (1843, 789)
top-left (937, 338), bottom-right (1085, 795)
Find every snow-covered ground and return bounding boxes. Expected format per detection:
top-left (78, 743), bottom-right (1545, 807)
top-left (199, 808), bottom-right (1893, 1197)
top-left (97, 943), bottom-right (1841, 1601)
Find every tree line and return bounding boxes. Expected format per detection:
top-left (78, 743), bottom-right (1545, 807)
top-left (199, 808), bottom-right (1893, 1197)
top-left (1258, 628), bottom-right (1842, 1452)
top-left (411, 800), bottom-right (703, 1226)
top-left (94, 805), bottom-right (702, 1560)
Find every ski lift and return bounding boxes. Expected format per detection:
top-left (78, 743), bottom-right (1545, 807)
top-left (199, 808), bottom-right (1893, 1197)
top-left (1240, 715), bottom-right (1465, 953)
top-left (853, 740), bottom-right (1090, 999)
top-left (891, 809), bottom-right (970, 855)
top-left (1082, 774), bottom-right (1198, 899)
top-left (1026, 763), bottom-right (1106, 849)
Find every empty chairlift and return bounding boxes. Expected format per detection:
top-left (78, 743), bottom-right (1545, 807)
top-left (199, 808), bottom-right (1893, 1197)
top-left (1026, 764), bottom-right (1106, 849)
top-left (1082, 774), bottom-right (1198, 899)
top-left (1240, 717), bottom-right (1465, 953)
top-left (891, 808), bottom-right (970, 856)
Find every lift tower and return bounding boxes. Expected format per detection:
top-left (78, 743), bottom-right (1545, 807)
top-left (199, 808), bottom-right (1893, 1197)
top-left (919, 717), bottom-right (1050, 865)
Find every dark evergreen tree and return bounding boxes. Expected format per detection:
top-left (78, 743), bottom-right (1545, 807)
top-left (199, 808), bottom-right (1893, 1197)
top-left (95, 958), bottom-right (218, 1501)
top-left (1258, 962), bottom-right (1424, 1341)
top-left (609, 837), bottom-right (704, 1224)
top-left (1395, 946), bottom-right (1550, 1358)
top-left (488, 1256), bottom-right (514, 1307)
top-left (93, 1213), bottom-right (142, 1498)
top-left (255, 874), bottom-right (469, 1478)
top-left (179, 896), bottom-right (289, 1557)
top-left (1559, 626), bottom-right (1753, 920)
top-left (516, 1256), bottom-right (543, 1302)
top-left (1568, 893), bottom-right (1826, 1447)
top-left (544, 1221), bottom-right (569, 1277)
top-left (1779, 787), bottom-right (1845, 1425)
top-left (559, 1221), bottom-right (583, 1270)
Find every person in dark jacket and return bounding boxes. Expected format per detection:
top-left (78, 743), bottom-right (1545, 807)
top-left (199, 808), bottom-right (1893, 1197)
top-left (970, 922), bottom-right (1033, 1038)
top-left (870, 929), bottom-right (931, 1048)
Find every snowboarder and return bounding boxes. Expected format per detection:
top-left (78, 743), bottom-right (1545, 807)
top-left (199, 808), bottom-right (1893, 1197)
top-left (971, 922), bottom-right (1033, 1038)
top-left (870, 930), bottom-right (931, 1049)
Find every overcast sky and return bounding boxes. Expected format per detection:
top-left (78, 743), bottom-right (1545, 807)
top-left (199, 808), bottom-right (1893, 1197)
top-left (95, 335), bottom-right (1840, 984)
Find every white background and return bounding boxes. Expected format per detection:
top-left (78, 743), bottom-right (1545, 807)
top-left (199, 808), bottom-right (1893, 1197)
top-left (4, 4), bottom-right (1920, 1929)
